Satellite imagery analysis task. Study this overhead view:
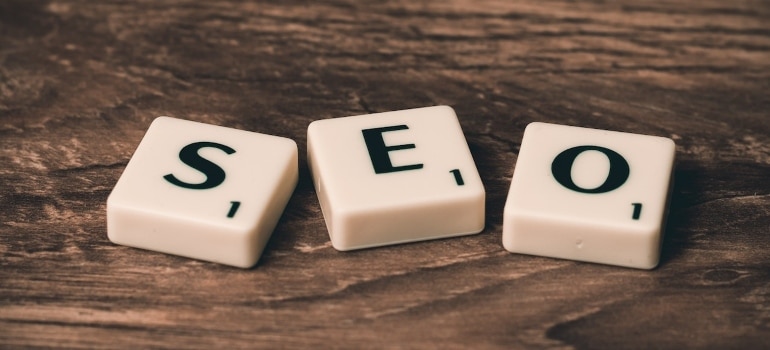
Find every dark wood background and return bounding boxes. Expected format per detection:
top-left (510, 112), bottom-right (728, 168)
top-left (2, 0), bottom-right (769, 348)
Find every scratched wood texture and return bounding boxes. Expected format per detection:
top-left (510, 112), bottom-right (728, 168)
top-left (1, 0), bottom-right (769, 348)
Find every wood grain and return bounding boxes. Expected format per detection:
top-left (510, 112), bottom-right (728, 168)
top-left (1, 0), bottom-right (769, 348)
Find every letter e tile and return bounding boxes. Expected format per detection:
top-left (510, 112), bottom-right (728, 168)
top-left (307, 106), bottom-right (485, 250)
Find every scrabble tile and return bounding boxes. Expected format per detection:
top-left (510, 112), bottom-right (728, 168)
top-left (107, 117), bottom-right (298, 268)
top-left (502, 122), bottom-right (675, 269)
top-left (307, 106), bottom-right (485, 251)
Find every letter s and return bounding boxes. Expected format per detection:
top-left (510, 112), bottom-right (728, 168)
top-left (163, 141), bottom-right (236, 190)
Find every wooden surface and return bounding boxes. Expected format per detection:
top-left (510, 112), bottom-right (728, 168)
top-left (2, 0), bottom-right (769, 348)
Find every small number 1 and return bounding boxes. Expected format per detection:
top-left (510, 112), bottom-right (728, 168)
top-left (632, 203), bottom-right (642, 220)
top-left (450, 169), bottom-right (464, 186)
top-left (228, 201), bottom-right (241, 218)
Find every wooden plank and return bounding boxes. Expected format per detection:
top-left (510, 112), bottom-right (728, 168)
top-left (1, 0), bottom-right (769, 347)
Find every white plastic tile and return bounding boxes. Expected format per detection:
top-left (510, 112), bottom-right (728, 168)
top-left (502, 122), bottom-right (675, 269)
top-left (307, 106), bottom-right (485, 251)
top-left (107, 117), bottom-right (298, 268)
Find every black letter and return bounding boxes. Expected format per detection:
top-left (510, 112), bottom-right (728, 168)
top-left (164, 141), bottom-right (236, 190)
top-left (362, 125), bottom-right (423, 174)
top-left (551, 145), bottom-right (629, 194)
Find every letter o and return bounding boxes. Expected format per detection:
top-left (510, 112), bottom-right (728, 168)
top-left (550, 145), bottom-right (630, 194)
